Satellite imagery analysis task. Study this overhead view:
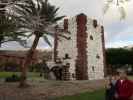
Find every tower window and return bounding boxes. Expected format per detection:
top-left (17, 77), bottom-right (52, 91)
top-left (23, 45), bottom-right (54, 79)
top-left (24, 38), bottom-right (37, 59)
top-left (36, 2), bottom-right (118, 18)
top-left (64, 53), bottom-right (70, 59)
top-left (93, 19), bottom-right (97, 28)
top-left (68, 37), bottom-right (71, 40)
top-left (90, 35), bottom-right (93, 40)
top-left (96, 54), bottom-right (100, 59)
top-left (92, 66), bottom-right (95, 72)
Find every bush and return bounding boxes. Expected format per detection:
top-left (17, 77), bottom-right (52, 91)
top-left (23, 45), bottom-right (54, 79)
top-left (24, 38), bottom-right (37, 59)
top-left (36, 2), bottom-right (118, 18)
top-left (4, 62), bottom-right (20, 72)
top-left (0, 62), bottom-right (20, 72)
top-left (5, 74), bottom-right (20, 82)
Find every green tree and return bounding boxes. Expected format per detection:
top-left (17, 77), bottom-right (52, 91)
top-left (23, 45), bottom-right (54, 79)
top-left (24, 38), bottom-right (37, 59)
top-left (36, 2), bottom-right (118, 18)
top-left (9, 0), bottom-right (65, 87)
top-left (106, 48), bottom-right (133, 65)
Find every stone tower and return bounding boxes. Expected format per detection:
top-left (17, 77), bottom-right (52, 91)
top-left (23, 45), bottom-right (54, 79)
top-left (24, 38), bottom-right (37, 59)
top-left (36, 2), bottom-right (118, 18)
top-left (54, 13), bottom-right (106, 80)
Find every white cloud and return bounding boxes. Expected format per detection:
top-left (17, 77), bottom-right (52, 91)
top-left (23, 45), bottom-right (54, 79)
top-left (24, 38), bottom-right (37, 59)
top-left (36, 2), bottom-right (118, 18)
top-left (1, 42), bottom-right (25, 50)
top-left (106, 40), bottom-right (133, 48)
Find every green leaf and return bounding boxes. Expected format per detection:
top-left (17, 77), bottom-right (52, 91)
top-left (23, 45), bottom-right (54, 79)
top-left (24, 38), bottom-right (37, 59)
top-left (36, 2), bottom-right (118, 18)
top-left (43, 35), bottom-right (52, 47)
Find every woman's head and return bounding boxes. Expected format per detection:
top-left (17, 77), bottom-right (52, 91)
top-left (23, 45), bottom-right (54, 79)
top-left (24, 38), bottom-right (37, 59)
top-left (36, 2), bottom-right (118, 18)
top-left (112, 72), bottom-right (120, 80)
top-left (106, 76), bottom-right (112, 83)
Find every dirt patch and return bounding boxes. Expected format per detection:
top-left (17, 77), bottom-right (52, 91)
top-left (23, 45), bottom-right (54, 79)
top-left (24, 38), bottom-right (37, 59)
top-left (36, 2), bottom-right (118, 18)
top-left (0, 80), bottom-right (105, 100)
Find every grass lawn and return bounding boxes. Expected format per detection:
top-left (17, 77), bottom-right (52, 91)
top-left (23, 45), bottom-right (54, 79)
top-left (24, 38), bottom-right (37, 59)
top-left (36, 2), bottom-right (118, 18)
top-left (0, 72), bottom-right (19, 78)
top-left (56, 89), bottom-right (105, 100)
top-left (0, 72), bottom-right (41, 79)
top-left (128, 76), bottom-right (133, 80)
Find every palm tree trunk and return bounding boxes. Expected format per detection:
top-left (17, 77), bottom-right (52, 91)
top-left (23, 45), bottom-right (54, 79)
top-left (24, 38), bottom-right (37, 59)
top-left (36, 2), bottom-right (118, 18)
top-left (19, 34), bottom-right (40, 87)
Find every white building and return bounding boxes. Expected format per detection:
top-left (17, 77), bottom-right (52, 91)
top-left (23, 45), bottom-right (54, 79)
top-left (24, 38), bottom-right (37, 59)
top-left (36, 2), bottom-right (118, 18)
top-left (54, 13), bottom-right (106, 80)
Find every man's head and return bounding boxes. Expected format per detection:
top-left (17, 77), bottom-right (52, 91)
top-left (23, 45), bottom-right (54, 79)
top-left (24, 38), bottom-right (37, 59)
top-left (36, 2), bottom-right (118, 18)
top-left (119, 69), bottom-right (127, 80)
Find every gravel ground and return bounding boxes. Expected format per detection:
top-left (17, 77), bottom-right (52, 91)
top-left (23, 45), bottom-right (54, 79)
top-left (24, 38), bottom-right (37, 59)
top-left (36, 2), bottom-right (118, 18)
top-left (0, 80), bottom-right (105, 100)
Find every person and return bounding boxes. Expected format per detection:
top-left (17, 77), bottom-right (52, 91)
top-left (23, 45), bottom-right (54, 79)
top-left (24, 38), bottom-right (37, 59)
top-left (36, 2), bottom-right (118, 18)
top-left (105, 75), bottom-right (118, 100)
top-left (115, 70), bottom-right (133, 100)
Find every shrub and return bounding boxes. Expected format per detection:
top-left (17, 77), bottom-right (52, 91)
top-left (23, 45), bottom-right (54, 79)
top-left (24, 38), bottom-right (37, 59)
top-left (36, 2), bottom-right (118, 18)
top-left (5, 74), bottom-right (20, 82)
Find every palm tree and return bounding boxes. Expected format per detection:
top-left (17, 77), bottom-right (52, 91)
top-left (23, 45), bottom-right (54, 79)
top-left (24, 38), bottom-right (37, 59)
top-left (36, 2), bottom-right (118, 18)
top-left (0, 0), bottom-right (27, 47)
top-left (9, 0), bottom-right (65, 87)
top-left (103, 0), bottom-right (131, 20)
top-left (0, 15), bottom-right (27, 47)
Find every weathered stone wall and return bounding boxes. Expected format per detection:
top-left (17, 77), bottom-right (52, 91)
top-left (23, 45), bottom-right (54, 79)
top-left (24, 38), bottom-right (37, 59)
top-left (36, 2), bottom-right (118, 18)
top-left (86, 18), bottom-right (104, 80)
top-left (54, 13), bottom-right (105, 80)
top-left (56, 16), bottom-right (77, 80)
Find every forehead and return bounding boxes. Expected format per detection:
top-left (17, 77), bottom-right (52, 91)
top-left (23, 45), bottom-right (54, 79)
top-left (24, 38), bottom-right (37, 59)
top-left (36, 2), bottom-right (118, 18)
top-left (119, 71), bottom-right (126, 74)
top-left (106, 76), bottom-right (111, 79)
top-left (118, 69), bottom-right (126, 73)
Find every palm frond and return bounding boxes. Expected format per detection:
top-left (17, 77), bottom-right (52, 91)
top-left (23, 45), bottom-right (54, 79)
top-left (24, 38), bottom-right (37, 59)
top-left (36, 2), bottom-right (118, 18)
top-left (118, 6), bottom-right (126, 20)
top-left (13, 4), bottom-right (30, 16)
top-left (57, 34), bottom-right (71, 40)
top-left (52, 16), bottom-right (65, 23)
top-left (103, 0), bottom-right (129, 20)
top-left (2, 37), bottom-right (28, 48)
top-left (43, 35), bottom-right (52, 47)
top-left (125, 0), bottom-right (131, 2)
top-left (27, 33), bottom-right (33, 38)
top-left (18, 39), bottom-right (28, 48)
top-left (6, 0), bottom-right (66, 48)
top-left (107, 0), bottom-right (113, 3)
top-left (119, 0), bottom-right (124, 3)
top-left (44, 32), bottom-right (54, 38)
top-left (103, 3), bottom-right (110, 14)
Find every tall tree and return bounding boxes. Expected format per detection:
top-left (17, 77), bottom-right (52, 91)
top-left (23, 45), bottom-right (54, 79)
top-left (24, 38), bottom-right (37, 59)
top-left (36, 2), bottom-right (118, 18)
top-left (106, 48), bottom-right (133, 65)
top-left (10, 0), bottom-right (65, 87)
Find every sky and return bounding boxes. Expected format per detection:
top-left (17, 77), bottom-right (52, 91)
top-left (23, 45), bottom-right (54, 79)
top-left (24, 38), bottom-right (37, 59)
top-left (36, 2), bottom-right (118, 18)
top-left (1, 0), bottom-right (133, 50)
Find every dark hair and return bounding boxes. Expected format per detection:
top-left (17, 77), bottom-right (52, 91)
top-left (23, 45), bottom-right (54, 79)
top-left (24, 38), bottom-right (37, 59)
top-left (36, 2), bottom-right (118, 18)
top-left (112, 71), bottom-right (119, 76)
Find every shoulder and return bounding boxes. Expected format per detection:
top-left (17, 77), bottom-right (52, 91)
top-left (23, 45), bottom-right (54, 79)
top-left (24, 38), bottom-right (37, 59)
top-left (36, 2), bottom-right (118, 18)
top-left (116, 79), bottom-right (120, 84)
top-left (125, 79), bottom-right (133, 85)
top-left (126, 79), bottom-right (132, 83)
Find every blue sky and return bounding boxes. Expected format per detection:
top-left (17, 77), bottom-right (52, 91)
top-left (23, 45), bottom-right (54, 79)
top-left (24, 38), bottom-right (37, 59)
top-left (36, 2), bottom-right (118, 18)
top-left (1, 0), bottom-right (133, 50)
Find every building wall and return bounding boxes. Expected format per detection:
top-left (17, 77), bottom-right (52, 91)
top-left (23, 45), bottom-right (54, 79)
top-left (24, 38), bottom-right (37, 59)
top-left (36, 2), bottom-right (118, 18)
top-left (76, 14), bottom-right (88, 80)
top-left (86, 18), bottom-right (104, 80)
top-left (54, 13), bottom-right (105, 80)
top-left (57, 17), bottom-right (77, 80)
